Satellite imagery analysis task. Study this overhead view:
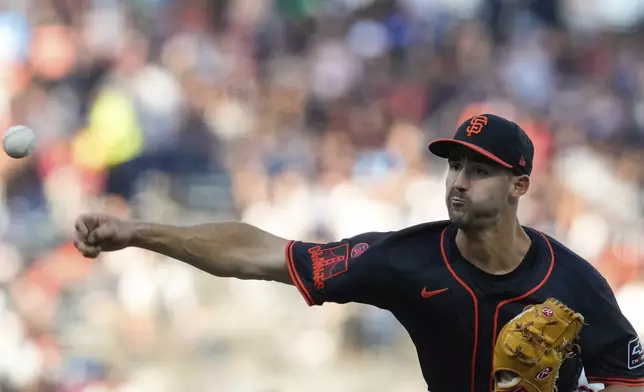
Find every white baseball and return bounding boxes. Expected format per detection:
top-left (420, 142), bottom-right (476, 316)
top-left (3, 125), bottom-right (35, 159)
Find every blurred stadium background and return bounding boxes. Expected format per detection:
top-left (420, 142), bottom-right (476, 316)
top-left (0, 0), bottom-right (643, 391)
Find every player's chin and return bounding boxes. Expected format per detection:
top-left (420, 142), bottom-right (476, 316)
top-left (450, 213), bottom-right (489, 231)
top-left (448, 212), bottom-right (472, 229)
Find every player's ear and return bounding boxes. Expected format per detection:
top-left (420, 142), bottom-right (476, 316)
top-left (510, 175), bottom-right (530, 198)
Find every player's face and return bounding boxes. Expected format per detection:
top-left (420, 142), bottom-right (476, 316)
top-left (445, 150), bottom-right (517, 230)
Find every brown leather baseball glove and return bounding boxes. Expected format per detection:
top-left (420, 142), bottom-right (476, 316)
top-left (493, 298), bottom-right (585, 392)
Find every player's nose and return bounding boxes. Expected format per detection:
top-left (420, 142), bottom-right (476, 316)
top-left (452, 170), bottom-right (469, 192)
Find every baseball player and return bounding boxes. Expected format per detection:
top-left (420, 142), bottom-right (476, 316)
top-left (74, 114), bottom-right (644, 392)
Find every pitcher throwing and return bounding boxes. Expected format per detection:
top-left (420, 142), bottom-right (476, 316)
top-left (74, 114), bottom-right (644, 392)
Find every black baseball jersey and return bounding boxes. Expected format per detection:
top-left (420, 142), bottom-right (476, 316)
top-left (285, 221), bottom-right (644, 392)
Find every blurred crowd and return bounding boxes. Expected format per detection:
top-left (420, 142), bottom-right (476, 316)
top-left (0, 0), bottom-right (643, 391)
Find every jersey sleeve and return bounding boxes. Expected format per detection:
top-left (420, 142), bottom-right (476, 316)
top-left (285, 232), bottom-right (395, 309)
top-left (580, 278), bottom-right (644, 387)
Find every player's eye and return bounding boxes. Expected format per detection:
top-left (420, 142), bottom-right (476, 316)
top-left (449, 162), bottom-right (462, 171)
top-left (472, 166), bottom-right (488, 176)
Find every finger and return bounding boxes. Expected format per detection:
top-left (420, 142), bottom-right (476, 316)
top-left (75, 217), bottom-right (90, 238)
top-left (73, 239), bottom-right (94, 253)
top-left (74, 240), bottom-right (101, 258)
top-left (87, 224), bottom-right (113, 246)
top-left (73, 225), bottom-right (88, 244)
top-left (75, 214), bottom-right (102, 240)
top-left (83, 248), bottom-right (101, 258)
top-left (75, 245), bottom-right (100, 259)
top-left (82, 214), bottom-right (101, 231)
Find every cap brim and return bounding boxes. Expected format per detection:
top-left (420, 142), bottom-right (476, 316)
top-left (428, 139), bottom-right (513, 168)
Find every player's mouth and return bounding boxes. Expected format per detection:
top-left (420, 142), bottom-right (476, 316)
top-left (450, 197), bottom-right (468, 206)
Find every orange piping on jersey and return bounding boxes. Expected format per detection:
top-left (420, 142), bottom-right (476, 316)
top-left (587, 376), bottom-right (644, 385)
top-left (440, 227), bottom-right (479, 392)
top-left (285, 241), bottom-right (315, 306)
top-left (489, 231), bottom-right (555, 391)
top-left (588, 380), bottom-right (644, 387)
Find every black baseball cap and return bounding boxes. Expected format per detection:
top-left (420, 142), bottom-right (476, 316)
top-left (428, 113), bottom-right (534, 176)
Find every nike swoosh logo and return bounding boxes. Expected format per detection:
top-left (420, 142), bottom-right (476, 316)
top-left (421, 287), bottom-right (449, 299)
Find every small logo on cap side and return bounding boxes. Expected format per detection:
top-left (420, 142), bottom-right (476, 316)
top-left (519, 156), bottom-right (526, 167)
top-left (466, 115), bottom-right (488, 136)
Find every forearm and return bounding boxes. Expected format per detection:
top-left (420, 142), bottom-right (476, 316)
top-left (130, 221), bottom-right (291, 283)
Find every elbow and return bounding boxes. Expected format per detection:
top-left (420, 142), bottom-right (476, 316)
top-left (183, 223), bottom-right (289, 283)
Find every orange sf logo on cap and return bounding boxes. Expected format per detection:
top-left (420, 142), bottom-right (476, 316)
top-left (466, 115), bottom-right (488, 137)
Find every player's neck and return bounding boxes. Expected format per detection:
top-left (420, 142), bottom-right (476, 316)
top-left (455, 217), bottom-right (532, 275)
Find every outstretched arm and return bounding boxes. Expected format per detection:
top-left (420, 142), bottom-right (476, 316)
top-left (74, 214), bottom-right (291, 284)
top-left (74, 213), bottom-right (397, 308)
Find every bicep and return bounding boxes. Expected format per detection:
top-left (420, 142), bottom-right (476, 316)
top-left (286, 233), bottom-right (393, 307)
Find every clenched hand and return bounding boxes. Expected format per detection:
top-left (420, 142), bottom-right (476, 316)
top-left (73, 214), bottom-right (135, 258)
